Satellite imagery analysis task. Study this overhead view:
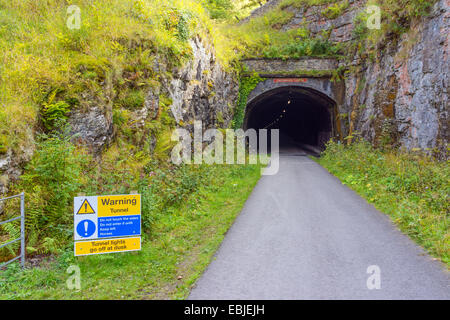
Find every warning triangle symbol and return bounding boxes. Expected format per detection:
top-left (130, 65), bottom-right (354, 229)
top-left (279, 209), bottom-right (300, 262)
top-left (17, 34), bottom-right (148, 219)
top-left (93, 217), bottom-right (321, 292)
top-left (77, 199), bottom-right (95, 215)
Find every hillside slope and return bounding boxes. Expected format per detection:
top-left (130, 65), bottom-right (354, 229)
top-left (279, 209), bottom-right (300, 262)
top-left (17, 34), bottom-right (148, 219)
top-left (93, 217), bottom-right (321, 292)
top-left (0, 0), bottom-right (244, 258)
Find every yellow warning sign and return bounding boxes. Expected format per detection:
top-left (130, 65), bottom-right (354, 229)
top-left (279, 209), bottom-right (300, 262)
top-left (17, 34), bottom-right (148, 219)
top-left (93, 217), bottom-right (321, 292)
top-left (76, 199), bottom-right (95, 215)
top-left (98, 194), bottom-right (140, 217)
top-left (74, 237), bottom-right (141, 256)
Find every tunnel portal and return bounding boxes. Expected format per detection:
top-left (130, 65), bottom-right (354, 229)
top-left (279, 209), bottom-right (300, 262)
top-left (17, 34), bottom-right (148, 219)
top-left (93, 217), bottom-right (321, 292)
top-left (244, 86), bottom-right (335, 152)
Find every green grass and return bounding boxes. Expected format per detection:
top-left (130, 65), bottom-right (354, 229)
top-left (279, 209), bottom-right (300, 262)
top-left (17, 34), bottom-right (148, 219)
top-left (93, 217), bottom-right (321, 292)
top-left (0, 163), bottom-right (262, 299)
top-left (317, 140), bottom-right (449, 266)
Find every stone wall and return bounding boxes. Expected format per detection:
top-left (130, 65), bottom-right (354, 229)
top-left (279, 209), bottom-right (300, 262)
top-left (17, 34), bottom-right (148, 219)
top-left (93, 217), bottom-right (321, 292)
top-left (242, 57), bottom-right (339, 75)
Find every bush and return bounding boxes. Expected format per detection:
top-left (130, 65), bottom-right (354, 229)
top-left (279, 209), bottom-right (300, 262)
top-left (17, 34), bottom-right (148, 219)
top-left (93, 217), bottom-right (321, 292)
top-left (233, 73), bottom-right (263, 129)
top-left (41, 101), bottom-right (71, 131)
top-left (177, 11), bottom-right (192, 41)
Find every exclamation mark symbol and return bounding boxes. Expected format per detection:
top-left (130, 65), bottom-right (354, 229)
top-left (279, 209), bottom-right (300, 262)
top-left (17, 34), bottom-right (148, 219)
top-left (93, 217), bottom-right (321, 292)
top-left (84, 221), bottom-right (89, 236)
top-left (84, 202), bottom-right (87, 213)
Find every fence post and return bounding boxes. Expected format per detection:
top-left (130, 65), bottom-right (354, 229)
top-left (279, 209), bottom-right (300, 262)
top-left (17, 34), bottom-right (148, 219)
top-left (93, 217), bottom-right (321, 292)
top-left (20, 192), bottom-right (25, 268)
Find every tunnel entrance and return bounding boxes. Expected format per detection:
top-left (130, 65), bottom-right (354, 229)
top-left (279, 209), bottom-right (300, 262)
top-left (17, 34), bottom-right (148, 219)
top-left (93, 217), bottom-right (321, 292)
top-left (244, 86), bottom-right (335, 153)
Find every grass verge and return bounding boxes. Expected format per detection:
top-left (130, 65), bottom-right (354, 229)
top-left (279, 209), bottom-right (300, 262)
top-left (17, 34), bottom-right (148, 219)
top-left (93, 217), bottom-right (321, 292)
top-left (316, 140), bottom-right (449, 266)
top-left (0, 163), bottom-right (261, 299)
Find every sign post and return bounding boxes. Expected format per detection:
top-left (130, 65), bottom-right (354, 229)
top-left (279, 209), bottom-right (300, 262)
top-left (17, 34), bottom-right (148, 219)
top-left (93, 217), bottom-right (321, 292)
top-left (73, 194), bottom-right (141, 256)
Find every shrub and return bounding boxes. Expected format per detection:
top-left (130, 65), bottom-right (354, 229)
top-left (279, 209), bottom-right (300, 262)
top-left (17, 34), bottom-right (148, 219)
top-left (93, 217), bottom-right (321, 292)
top-left (0, 134), bottom-right (8, 154)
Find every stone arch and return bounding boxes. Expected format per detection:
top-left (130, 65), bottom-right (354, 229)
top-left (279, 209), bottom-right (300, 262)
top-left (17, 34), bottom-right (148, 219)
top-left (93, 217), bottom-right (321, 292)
top-left (244, 78), bottom-right (340, 150)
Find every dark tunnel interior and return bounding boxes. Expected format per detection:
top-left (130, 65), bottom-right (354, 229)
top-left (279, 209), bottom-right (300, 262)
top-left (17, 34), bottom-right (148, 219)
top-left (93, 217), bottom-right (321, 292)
top-left (244, 87), bottom-right (334, 152)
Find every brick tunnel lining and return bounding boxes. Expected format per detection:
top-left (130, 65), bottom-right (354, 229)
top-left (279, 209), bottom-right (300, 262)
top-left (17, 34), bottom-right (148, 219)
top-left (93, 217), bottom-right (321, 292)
top-left (244, 86), bottom-right (335, 150)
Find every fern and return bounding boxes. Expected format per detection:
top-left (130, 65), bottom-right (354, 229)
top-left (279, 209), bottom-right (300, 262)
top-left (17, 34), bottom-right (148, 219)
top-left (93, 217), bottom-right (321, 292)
top-left (41, 101), bottom-right (71, 130)
top-left (40, 89), bottom-right (71, 131)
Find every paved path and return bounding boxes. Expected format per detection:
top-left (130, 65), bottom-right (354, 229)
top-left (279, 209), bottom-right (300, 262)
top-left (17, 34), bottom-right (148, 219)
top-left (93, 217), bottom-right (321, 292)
top-left (189, 154), bottom-right (449, 300)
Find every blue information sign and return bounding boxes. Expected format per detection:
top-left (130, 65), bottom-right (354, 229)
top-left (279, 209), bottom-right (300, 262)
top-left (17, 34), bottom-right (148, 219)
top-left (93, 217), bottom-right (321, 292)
top-left (98, 215), bottom-right (141, 238)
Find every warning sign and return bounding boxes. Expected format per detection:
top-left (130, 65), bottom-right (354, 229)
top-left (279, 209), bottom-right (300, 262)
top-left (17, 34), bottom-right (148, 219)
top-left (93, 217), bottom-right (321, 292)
top-left (76, 199), bottom-right (96, 214)
top-left (73, 194), bottom-right (141, 256)
top-left (74, 237), bottom-right (141, 256)
top-left (74, 196), bottom-right (99, 241)
top-left (98, 195), bottom-right (140, 217)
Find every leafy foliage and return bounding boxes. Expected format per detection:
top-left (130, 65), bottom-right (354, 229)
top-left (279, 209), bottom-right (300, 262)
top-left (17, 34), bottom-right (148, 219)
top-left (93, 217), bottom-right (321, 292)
top-left (119, 90), bottom-right (146, 110)
top-left (233, 72), bottom-right (264, 129)
top-left (40, 89), bottom-right (73, 131)
top-left (0, 0), bottom-right (444, 272)
top-left (41, 101), bottom-right (71, 131)
top-left (139, 163), bottom-right (206, 231)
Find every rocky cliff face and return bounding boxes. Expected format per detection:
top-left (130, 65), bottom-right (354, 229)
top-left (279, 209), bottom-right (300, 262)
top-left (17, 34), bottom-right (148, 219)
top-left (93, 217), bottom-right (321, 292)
top-left (168, 37), bottom-right (238, 131)
top-left (282, 0), bottom-right (364, 43)
top-left (0, 36), bottom-right (238, 196)
top-left (346, 0), bottom-right (449, 156)
top-left (279, 0), bottom-right (448, 156)
top-left (68, 36), bottom-right (238, 154)
top-left (0, 141), bottom-right (34, 196)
